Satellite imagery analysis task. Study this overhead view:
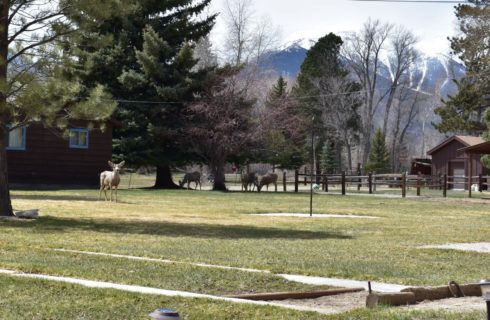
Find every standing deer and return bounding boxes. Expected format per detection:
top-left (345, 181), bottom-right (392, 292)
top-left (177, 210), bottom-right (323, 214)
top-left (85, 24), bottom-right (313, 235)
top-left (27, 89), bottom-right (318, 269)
top-left (258, 173), bottom-right (278, 192)
top-left (99, 161), bottom-right (125, 202)
top-left (179, 171), bottom-right (201, 190)
top-left (241, 172), bottom-right (258, 191)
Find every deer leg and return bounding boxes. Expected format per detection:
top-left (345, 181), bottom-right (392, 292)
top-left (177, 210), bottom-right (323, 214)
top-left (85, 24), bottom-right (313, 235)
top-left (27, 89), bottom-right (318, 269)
top-left (114, 187), bottom-right (118, 203)
top-left (99, 186), bottom-right (104, 200)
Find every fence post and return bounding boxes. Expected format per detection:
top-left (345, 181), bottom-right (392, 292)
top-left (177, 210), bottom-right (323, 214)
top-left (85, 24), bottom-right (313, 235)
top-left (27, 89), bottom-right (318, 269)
top-left (357, 163), bottom-right (362, 191)
top-left (402, 172), bottom-right (407, 198)
top-left (416, 171), bottom-right (421, 197)
top-left (294, 169), bottom-right (299, 193)
top-left (368, 172), bottom-right (373, 194)
top-left (468, 174), bottom-right (472, 198)
top-left (304, 167), bottom-right (307, 186)
top-left (443, 174), bottom-right (447, 198)
top-left (283, 171), bottom-right (287, 192)
top-left (341, 171), bottom-right (346, 195)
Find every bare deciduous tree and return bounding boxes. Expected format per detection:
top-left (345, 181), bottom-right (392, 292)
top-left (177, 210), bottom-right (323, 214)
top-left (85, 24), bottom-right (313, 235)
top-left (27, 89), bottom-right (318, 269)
top-left (312, 77), bottom-right (362, 171)
top-left (382, 27), bottom-right (418, 136)
top-left (390, 86), bottom-right (424, 172)
top-left (222, 0), bottom-right (281, 66)
top-left (342, 19), bottom-right (393, 164)
top-left (186, 66), bottom-right (255, 191)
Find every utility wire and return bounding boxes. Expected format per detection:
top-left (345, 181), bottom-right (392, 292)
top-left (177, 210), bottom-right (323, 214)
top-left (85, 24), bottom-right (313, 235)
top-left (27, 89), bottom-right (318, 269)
top-left (350, 0), bottom-right (468, 3)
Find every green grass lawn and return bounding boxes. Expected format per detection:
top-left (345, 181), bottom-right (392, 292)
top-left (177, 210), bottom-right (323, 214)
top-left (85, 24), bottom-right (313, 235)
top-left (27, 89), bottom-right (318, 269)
top-left (1, 187), bottom-right (490, 319)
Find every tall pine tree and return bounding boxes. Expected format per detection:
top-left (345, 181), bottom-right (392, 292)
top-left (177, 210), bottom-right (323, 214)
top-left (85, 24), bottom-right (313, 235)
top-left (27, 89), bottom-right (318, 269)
top-left (435, 1), bottom-right (490, 135)
top-left (67, 0), bottom-right (216, 189)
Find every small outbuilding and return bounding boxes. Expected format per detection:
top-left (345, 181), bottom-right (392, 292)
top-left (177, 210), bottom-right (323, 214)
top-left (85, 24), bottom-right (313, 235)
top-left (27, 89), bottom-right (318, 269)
top-left (427, 135), bottom-right (490, 189)
top-left (6, 121), bottom-right (114, 186)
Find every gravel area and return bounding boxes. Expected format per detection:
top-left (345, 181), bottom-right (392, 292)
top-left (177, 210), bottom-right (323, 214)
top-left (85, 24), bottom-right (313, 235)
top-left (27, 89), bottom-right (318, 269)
top-left (271, 292), bottom-right (486, 315)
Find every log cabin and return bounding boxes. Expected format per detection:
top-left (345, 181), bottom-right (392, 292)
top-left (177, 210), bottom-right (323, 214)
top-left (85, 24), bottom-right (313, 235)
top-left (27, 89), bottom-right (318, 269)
top-left (6, 121), bottom-right (114, 186)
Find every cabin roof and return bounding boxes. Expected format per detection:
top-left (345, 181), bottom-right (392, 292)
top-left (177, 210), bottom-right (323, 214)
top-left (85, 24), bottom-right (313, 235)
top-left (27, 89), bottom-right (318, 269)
top-left (427, 136), bottom-right (484, 155)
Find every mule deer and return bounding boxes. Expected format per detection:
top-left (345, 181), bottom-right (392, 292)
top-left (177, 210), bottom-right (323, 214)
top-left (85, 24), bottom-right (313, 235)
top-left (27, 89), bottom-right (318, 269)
top-left (241, 172), bottom-right (258, 191)
top-left (258, 173), bottom-right (278, 192)
top-left (99, 161), bottom-right (125, 202)
top-left (179, 171), bottom-right (201, 190)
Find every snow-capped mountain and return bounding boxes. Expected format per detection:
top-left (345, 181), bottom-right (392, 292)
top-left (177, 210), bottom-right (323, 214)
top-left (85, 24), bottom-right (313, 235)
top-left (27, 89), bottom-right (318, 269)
top-left (261, 43), bottom-right (466, 98)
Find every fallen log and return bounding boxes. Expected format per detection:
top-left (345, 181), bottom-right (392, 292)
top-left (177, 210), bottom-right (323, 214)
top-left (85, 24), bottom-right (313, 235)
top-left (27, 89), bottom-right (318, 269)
top-left (401, 283), bottom-right (481, 301)
top-left (227, 287), bottom-right (364, 301)
top-left (366, 292), bottom-right (416, 308)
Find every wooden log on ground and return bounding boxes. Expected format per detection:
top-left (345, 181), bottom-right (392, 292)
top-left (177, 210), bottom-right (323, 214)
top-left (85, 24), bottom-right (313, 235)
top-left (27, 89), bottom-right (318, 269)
top-left (401, 283), bottom-right (481, 301)
top-left (227, 287), bottom-right (364, 301)
top-left (366, 292), bottom-right (416, 308)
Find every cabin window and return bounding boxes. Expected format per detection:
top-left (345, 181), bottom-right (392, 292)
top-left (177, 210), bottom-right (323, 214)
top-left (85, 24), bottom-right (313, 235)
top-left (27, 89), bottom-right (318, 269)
top-left (6, 126), bottom-right (26, 150)
top-left (69, 128), bottom-right (89, 149)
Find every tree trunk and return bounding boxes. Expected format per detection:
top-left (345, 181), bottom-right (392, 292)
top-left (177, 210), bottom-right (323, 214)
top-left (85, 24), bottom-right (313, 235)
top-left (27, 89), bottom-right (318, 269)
top-left (346, 143), bottom-right (353, 171)
top-left (153, 164), bottom-right (180, 189)
top-left (0, 0), bottom-right (13, 217)
top-left (0, 126), bottom-right (13, 216)
top-left (212, 163), bottom-right (227, 191)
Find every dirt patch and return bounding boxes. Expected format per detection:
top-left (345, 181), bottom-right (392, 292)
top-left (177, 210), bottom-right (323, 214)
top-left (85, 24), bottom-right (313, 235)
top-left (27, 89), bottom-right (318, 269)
top-left (269, 291), bottom-right (368, 315)
top-left (270, 292), bottom-right (486, 315)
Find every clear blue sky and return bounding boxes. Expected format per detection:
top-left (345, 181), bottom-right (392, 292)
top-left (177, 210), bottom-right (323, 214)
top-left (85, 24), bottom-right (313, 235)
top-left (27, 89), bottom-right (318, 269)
top-left (209, 0), bottom-right (459, 56)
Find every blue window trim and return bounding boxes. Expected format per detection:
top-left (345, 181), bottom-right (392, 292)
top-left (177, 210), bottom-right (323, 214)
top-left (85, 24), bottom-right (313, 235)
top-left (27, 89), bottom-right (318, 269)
top-left (69, 128), bottom-right (90, 149)
top-left (6, 125), bottom-right (27, 151)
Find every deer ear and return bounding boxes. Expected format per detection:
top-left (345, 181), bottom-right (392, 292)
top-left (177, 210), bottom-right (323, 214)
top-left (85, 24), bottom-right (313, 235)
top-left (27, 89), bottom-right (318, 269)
top-left (108, 161), bottom-right (114, 168)
top-left (119, 161), bottom-right (125, 167)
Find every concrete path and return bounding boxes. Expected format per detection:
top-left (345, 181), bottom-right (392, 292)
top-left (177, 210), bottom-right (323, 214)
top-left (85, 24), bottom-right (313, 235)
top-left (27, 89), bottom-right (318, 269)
top-left (278, 274), bottom-right (409, 293)
top-left (0, 268), bottom-right (331, 315)
top-left (419, 242), bottom-right (490, 253)
top-left (251, 213), bottom-right (378, 219)
top-left (54, 249), bottom-right (269, 273)
top-left (54, 249), bottom-right (408, 293)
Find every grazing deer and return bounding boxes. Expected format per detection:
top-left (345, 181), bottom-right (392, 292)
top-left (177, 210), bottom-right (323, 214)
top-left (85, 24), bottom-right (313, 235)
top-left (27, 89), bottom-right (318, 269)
top-left (179, 171), bottom-right (201, 190)
top-left (99, 161), bottom-right (125, 202)
top-left (241, 172), bottom-right (258, 191)
top-left (258, 173), bottom-right (278, 192)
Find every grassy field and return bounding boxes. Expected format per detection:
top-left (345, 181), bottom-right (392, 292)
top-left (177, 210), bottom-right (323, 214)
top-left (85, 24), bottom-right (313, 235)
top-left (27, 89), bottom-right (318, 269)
top-left (1, 185), bottom-right (489, 319)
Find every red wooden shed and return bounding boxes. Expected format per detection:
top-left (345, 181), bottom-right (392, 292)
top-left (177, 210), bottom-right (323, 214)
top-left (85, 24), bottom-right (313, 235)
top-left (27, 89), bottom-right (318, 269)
top-left (6, 121), bottom-right (114, 186)
top-left (427, 135), bottom-right (490, 189)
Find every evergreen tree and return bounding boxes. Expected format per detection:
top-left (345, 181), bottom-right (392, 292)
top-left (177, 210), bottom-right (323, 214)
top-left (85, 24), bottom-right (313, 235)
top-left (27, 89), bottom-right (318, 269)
top-left (320, 143), bottom-right (337, 174)
top-left (293, 32), bottom-right (360, 170)
top-left (365, 129), bottom-right (391, 174)
top-left (294, 33), bottom-right (345, 122)
top-left (435, 1), bottom-right (490, 135)
top-left (267, 76), bottom-right (288, 105)
top-left (67, 0), bottom-right (215, 189)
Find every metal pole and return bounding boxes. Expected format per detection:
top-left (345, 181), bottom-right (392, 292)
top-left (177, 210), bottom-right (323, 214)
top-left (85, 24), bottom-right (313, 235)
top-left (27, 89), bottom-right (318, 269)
top-left (310, 127), bottom-right (314, 217)
top-left (486, 300), bottom-right (490, 320)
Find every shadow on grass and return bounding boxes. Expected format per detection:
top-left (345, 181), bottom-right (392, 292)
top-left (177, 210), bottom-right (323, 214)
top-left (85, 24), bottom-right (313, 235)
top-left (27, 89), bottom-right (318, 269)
top-left (2, 216), bottom-right (352, 240)
top-left (13, 194), bottom-right (100, 202)
top-left (12, 194), bottom-right (135, 204)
